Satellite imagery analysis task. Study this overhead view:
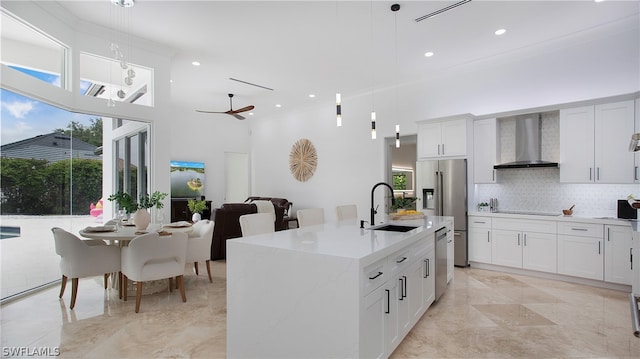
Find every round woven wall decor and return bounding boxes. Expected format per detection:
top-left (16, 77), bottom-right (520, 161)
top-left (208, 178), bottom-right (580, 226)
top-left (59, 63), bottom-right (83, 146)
top-left (289, 138), bottom-right (318, 182)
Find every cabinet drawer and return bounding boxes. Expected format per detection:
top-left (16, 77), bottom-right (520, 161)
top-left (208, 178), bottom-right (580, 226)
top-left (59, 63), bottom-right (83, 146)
top-left (388, 247), bottom-right (414, 277)
top-left (362, 258), bottom-right (387, 295)
top-left (492, 218), bottom-right (556, 234)
top-left (558, 222), bottom-right (603, 238)
top-left (469, 217), bottom-right (491, 229)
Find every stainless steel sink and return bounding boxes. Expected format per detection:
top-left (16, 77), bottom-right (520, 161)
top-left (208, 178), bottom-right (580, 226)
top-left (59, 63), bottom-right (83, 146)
top-left (372, 224), bottom-right (418, 232)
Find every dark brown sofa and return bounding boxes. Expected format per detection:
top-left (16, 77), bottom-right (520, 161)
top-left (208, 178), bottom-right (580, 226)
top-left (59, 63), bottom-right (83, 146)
top-left (209, 197), bottom-right (293, 260)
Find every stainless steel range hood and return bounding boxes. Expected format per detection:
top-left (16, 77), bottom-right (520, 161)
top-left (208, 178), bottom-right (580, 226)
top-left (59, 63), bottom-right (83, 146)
top-left (494, 114), bottom-right (559, 169)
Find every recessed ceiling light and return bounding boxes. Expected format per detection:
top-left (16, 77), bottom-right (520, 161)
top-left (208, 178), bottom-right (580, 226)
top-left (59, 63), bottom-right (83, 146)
top-left (494, 29), bottom-right (506, 36)
top-left (275, 104), bottom-right (282, 108)
top-left (309, 94), bottom-right (316, 98)
top-left (594, 0), bottom-right (605, 3)
top-left (192, 61), bottom-right (201, 66)
top-left (249, 112), bottom-right (254, 116)
top-left (424, 51), bottom-right (434, 57)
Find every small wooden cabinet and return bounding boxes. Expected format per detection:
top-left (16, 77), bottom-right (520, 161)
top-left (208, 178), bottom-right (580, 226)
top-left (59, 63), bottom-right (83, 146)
top-left (417, 118), bottom-right (467, 159)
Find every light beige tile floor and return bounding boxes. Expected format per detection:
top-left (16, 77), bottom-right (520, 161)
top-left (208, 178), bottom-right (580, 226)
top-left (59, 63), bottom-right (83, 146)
top-left (1, 264), bottom-right (639, 358)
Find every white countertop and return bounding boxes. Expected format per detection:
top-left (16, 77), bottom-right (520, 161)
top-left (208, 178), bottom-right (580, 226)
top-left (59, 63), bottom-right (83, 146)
top-left (470, 211), bottom-right (638, 229)
top-left (227, 216), bottom-right (452, 265)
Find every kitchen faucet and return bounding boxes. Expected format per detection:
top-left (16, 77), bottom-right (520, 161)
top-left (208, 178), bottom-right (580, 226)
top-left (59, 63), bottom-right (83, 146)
top-left (370, 182), bottom-right (396, 226)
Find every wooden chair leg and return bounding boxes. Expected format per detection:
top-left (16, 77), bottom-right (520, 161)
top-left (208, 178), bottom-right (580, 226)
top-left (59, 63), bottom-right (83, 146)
top-left (168, 277), bottom-right (174, 292)
top-left (104, 273), bottom-right (110, 289)
top-left (118, 272), bottom-right (123, 300)
top-left (135, 282), bottom-right (143, 313)
top-left (59, 275), bottom-right (67, 298)
top-left (205, 260), bottom-right (212, 283)
top-left (70, 278), bottom-right (79, 310)
top-left (123, 274), bottom-right (128, 301)
top-left (177, 275), bottom-right (187, 302)
top-left (194, 262), bottom-right (199, 275)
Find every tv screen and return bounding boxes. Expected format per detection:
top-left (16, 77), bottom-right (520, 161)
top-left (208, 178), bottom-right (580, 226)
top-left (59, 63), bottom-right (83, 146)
top-left (170, 160), bottom-right (205, 198)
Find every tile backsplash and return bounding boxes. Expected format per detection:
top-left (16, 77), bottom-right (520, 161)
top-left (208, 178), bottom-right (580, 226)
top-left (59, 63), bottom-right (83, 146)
top-left (475, 168), bottom-right (638, 217)
top-left (475, 111), bottom-right (638, 218)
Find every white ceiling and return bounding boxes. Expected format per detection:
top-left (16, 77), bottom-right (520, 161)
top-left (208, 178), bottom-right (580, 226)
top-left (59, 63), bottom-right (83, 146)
top-left (45, 0), bottom-right (640, 119)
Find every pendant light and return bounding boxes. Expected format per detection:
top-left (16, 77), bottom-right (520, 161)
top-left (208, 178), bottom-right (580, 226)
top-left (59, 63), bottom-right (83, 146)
top-left (371, 112), bottom-right (377, 139)
top-left (396, 125), bottom-right (400, 148)
top-left (336, 93), bottom-right (342, 127)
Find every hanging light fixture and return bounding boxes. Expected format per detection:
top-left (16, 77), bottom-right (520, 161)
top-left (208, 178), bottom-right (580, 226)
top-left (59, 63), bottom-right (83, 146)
top-left (371, 112), bottom-right (377, 139)
top-left (111, 0), bottom-right (135, 8)
top-left (392, 4), bottom-right (401, 148)
top-left (336, 93), bottom-right (342, 127)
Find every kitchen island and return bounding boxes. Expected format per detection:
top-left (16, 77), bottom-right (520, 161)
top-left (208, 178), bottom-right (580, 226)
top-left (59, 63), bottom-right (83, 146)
top-left (227, 216), bottom-right (452, 358)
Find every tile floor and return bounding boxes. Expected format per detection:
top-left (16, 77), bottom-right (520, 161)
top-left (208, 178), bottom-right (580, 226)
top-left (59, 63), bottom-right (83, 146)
top-left (1, 263), bottom-right (639, 358)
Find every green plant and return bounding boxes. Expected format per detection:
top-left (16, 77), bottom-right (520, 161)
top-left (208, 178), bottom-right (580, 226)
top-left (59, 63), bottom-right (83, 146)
top-left (187, 198), bottom-right (207, 214)
top-left (390, 196), bottom-right (419, 212)
top-left (108, 191), bottom-right (168, 213)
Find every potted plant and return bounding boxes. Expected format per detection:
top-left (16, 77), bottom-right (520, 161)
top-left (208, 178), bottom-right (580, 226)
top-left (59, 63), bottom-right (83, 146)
top-left (477, 202), bottom-right (489, 212)
top-left (108, 191), bottom-right (168, 230)
top-left (390, 195), bottom-right (419, 213)
top-left (187, 198), bottom-right (207, 222)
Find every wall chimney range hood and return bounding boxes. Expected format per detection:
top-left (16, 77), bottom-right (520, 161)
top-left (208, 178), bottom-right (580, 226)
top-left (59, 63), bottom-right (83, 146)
top-left (493, 114), bottom-right (559, 170)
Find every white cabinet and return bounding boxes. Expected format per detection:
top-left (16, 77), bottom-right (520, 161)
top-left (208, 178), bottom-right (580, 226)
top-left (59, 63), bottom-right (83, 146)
top-left (447, 228), bottom-right (454, 283)
top-left (362, 285), bottom-right (386, 359)
top-left (635, 98), bottom-right (640, 183)
top-left (557, 222), bottom-right (604, 280)
top-left (469, 216), bottom-right (492, 264)
top-left (473, 118), bottom-right (498, 183)
top-left (491, 218), bottom-right (557, 273)
top-left (604, 225), bottom-right (633, 285)
top-left (560, 100), bottom-right (635, 183)
top-left (418, 119), bottom-right (467, 159)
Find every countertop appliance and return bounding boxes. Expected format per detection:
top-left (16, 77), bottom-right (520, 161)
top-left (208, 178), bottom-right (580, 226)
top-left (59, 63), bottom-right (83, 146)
top-left (417, 159), bottom-right (468, 266)
top-left (435, 226), bottom-right (448, 301)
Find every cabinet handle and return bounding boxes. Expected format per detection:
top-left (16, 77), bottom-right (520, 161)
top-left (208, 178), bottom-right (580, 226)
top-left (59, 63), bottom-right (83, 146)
top-left (492, 169), bottom-right (495, 181)
top-left (607, 227), bottom-right (610, 241)
top-left (385, 289), bottom-right (390, 314)
top-left (487, 231), bottom-right (490, 242)
top-left (518, 233), bottom-right (521, 246)
top-left (635, 166), bottom-right (638, 181)
top-left (442, 143), bottom-right (445, 155)
top-left (369, 271), bottom-right (383, 280)
top-left (597, 167), bottom-right (600, 181)
top-left (524, 234), bottom-right (527, 246)
top-left (399, 278), bottom-right (404, 300)
top-left (598, 241), bottom-right (601, 255)
top-left (571, 227), bottom-right (588, 231)
top-left (474, 221), bottom-right (486, 224)
top-left (630, 248), bottom-right (633, 270)
top-left (424, 259), bottom-right (430, 278)
top-left (437, 144), bottom-right (440, 155)
top-left (402, 275), bottom-right (407, 299)
top-left (589, 168), bottom-right (592, 181)
top-left (396, 257), bottom-right (408, 264)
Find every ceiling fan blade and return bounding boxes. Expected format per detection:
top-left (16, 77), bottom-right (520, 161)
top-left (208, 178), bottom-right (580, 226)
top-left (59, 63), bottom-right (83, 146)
top-left (196, 110), bottom-right (227, 114)
top-left (229, 105), bottom-right (255, 114)
top-left (232, 113), bottom-right (246, 120)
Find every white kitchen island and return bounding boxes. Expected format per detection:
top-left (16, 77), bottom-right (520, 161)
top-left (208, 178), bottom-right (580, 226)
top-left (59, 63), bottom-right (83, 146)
top-left (227, 216), bottom-right (452, 358)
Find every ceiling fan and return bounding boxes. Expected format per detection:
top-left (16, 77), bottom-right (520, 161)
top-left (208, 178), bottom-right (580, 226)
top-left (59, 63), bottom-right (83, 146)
top-left (196, 93), bottom-right (255, 120)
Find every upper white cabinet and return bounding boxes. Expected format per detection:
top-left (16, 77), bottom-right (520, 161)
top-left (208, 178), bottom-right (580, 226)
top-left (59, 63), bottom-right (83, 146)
top-left (473, 118), bottom-right (498, 183)
top-left (635, 98), bottom-right (639, 183)
top-left (560, 100), bottom-right (635, 183)
top-left (418, 119), bottom-right (467, 159)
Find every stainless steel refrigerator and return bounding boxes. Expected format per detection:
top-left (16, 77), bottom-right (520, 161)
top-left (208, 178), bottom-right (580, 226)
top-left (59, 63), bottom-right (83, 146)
top-left (416, 159), bottom-right (468, 267)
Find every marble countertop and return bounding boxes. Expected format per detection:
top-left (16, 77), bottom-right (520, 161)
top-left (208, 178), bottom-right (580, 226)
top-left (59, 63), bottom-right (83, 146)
top-left (228, 216), bottom-right (452, 265)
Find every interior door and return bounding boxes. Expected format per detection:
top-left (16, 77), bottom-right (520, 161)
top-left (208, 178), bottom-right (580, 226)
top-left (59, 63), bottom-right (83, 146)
top-left (224, 152), bottom-right (249, 203)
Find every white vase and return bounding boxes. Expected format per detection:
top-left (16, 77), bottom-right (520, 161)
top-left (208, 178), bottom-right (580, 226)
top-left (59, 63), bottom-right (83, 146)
top-left (133, 209), bottom-right (151, 230)
top-left (192, 212), bottom-right (201, 223)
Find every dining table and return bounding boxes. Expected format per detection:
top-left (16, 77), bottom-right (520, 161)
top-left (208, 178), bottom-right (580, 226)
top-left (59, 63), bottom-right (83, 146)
top-left (78, 221), bottom-right (194, 296)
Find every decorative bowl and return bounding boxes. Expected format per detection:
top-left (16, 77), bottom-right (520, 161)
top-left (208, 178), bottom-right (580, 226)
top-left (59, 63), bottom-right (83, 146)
top-left (562, 209), bottom-right (573, 216)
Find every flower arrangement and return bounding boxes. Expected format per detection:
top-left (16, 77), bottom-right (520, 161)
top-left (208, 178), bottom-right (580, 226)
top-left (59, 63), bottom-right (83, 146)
top-left (108, 191), bottom-right (168, 214)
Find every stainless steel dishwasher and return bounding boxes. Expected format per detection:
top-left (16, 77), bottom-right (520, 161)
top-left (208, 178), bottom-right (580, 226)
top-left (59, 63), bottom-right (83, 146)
top-left (435, 226), bottom-right (448, 301)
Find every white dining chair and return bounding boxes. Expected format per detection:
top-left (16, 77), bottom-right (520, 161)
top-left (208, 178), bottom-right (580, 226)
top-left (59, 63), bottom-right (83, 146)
top-left (240, 213), bottom-right (276, 237)
top-left (296, 208), bottom-right (325, 228)
top-left (335, 204), bottom-right (358, 221)
top-left (251, 200), bottom-right (276, 223)
top-left (185, 220), bottom-right (215, 282)
top-left (51, 227), bottom-right (121, 310)
top-left (121, 232), bottom-right (188, 313)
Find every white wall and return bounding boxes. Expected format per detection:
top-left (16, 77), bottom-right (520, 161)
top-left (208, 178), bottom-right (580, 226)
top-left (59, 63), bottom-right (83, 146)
top-left (249, 14), bottom-right (639, 223)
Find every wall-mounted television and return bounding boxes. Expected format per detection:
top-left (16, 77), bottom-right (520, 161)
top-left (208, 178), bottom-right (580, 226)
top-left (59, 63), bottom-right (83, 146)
top-left (170, 160), bottom-right (205, 199)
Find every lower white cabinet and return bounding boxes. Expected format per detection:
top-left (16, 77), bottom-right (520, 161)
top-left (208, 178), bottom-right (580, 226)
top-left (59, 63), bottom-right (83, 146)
top-left (469, 216), bottom-right (492, 264)
top-left (491, 218), bottom-right (557, 273)
top-left (557, 222), bottom-right (604, 280)
top-left (604, 225), bottom-right (633, 285)
top-left (362, 284), bottom-right (387, 359)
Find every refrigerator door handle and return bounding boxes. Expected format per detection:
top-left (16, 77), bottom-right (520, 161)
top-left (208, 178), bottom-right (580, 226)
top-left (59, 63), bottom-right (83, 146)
top-left (438, 171), bottom-right (445, 216)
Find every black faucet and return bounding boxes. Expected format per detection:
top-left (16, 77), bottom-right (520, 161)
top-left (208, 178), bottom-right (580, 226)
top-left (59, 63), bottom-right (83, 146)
top-left (370, 182), bottom-right (396, 226)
